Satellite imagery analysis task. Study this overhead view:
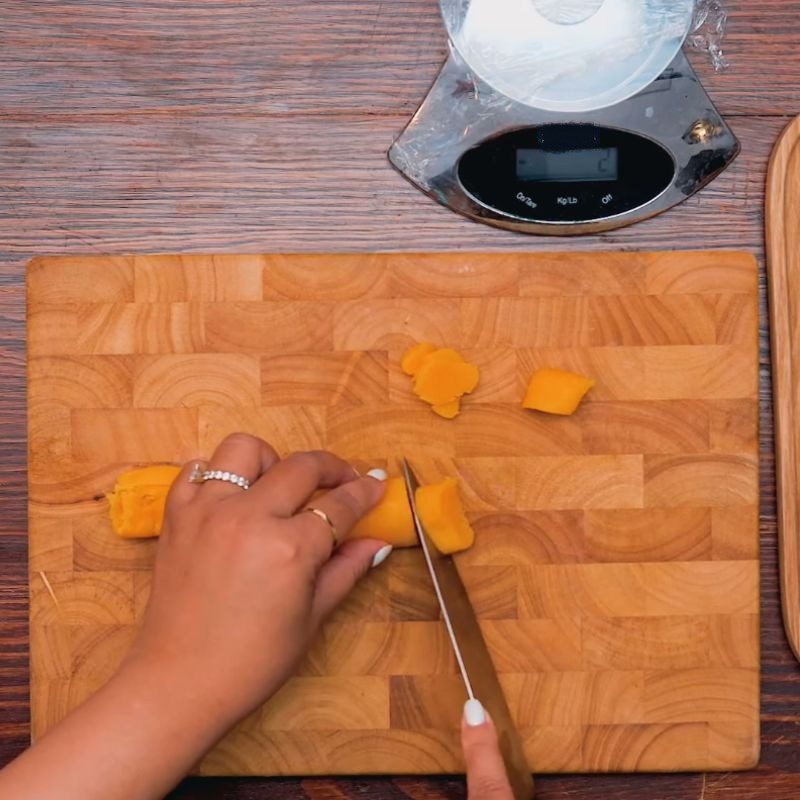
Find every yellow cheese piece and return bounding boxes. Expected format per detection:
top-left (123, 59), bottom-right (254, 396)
top-left (522, 368), bottom-right (595, 416)
top-left (415, 477), bottom-right (475, 555)
top-left (401, 342), bottom-right (438, 377)
top-left (350, 477), bottom-right (417, 547)
top-left (414, 351), bottom-right (480, 406)
top-left (107, 465), bottom-right (181, 538)
top-left (401, 343), bottom-right (480, 418)
top-left (349, 475), bottom-right (475, 555)
top-left (432, 399), bottom-right (461, 419)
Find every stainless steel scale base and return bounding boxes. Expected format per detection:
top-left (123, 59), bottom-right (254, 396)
top-left (389, 49), bottom-right (739, 235)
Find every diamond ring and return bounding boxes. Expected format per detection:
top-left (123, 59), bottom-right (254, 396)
top-left (194, 467), bottom-right (250, 491)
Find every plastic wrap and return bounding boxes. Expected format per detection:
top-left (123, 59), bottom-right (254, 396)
top-left (688, 0), bottom-right (729, 71)
top-left (440, 0), bottom-right (729, 112)
top-left (442, 0), bottom-right (696, 112)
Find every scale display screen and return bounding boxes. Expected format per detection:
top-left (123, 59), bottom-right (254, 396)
top-left (516, 147), bottom-right (619, 183)
top-left (457, 124), bottom-right (676, 224)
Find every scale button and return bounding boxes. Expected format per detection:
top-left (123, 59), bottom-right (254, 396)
top-left (516, 191), bottom-right (538, 210)
top-left (556, 196), bottom-right (579, 207)
top-left (601, 193), bottom-right (614, 205)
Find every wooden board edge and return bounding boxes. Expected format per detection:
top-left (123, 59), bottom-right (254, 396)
top-left (766, 115), bottom-right (800, 662)
top-left (24, 249), bottom-right (757, 263)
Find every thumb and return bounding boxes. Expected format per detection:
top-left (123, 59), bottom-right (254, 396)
top-left (462, 700), bottom-right (514, 800)
top-left (311, 538), bottom-right (393, 624)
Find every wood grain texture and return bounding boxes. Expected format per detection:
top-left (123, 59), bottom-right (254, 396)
top-left (2, 2), bottom-right (800, 798)
top-left (766, 115), bottom-right (800, 663)
top-left (27, 251), bottom-right (760, 776)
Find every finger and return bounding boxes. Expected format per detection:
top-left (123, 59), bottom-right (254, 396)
top-left (165, 458), bottom-right (207, 509)
top-left (311, 538), bottom-right (392, 624)
top-left (461, 701), bottom-right (514, 800)
top-left (288, 475), bottom-right (386, 566)
top-left (201, 433), bottom-right (280, 499)
top-left (250, 450), bottom-right (359, 515)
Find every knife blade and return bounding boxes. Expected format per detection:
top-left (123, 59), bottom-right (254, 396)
top-left (401, 459), bottom-right (535, 800)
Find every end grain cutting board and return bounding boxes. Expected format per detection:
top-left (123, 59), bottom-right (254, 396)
top-left (27, 251), bottom-right (760, 776)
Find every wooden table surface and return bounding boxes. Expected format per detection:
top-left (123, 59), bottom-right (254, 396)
top-left (1, 2), bottom-right (799, 798)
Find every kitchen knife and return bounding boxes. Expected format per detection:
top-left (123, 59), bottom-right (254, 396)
top-left (401, 459), bottom-right (535, 800)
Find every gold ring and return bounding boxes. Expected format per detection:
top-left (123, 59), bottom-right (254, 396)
top-left (302, 507), bottom-right (339, 548)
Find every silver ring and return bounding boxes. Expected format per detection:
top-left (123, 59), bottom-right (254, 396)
top-left (199, 469), bottom-right (250, 491)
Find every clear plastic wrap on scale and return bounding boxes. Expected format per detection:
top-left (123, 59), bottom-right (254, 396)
top-left (688, 0), bottom-right (729, 71)
top-left (442, 0), bottom-right (697, 112)
top-left (439, 1), bottom-right (730, 113)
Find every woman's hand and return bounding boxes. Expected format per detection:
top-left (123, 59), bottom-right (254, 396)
top-left (462, 700), bottom-right (515, 800)
top-left (126, 433), bottom-right (390, 729)
top-left (0, 434), bottom-right (389, 800)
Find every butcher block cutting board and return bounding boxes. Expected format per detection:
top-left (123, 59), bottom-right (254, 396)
top-left (27, 251), bottom-right (760, 776)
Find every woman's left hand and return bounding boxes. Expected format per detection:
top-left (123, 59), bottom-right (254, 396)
top-left (125, 433), bottom-right (390, 731)
top-left (0, 434), bottom-right (390, 800)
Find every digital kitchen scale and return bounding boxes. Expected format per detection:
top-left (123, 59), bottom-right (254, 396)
top-left (389, 0), bottom-right (739, 235)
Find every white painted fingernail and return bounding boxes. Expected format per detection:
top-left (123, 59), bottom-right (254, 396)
top-left (464, 699), bottom-right (486, 727)
top-left (367, 468), bottom-right (387, 481)
top-left (371, 545), bottom-right (393, 568)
